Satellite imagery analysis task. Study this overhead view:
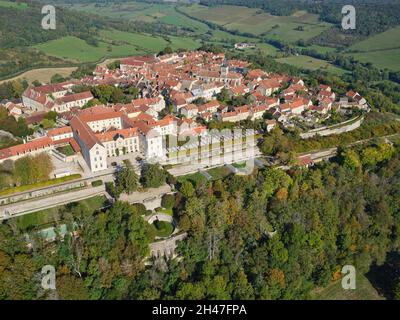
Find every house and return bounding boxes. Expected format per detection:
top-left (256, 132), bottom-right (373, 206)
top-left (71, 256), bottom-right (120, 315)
top-left (52, 91), bottom-right (93, 113)
top-left (346, 91), bottom-right (367, 106)
top-left (131, 96), bottom-right (165, 112)
top-left (4, 102), bottom-right (23, 119)
top-left (220, 105), bottom-right (250, 122)
top-left (251, 105), bottom-right (268, 120)
top-left (265, 119), bottom-right (277, 132)
top-left (198, 100), bottom-right (220, 114)
top-left (22, 83), bottom-right (73, 111)
top-left (319, 84), bottom-right (331, 92)
top-left (180, 104), bottom-right (199, 119)
top-left (297, 155), bottom-right (314, 168)
top-left (256, 79), bottom-right (281, 96)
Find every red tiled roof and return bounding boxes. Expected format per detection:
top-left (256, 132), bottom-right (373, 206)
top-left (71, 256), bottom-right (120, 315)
top-left (47, 126), bottom-right (72, 137)
top-left (70, 116), bottom-right (100, 150)
top-left (96, 127), bottom-right (138, 142)
top-left (0, 137), bottom-right (53, 160)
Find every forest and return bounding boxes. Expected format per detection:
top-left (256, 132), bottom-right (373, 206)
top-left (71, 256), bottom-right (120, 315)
top-left (1, 141), bottom-right (400, 299)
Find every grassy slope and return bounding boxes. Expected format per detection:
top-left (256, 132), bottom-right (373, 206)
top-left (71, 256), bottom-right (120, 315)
top-left (68, 2), bottom-right (209, 34)
top-left (348, 26), bottom-right (400, 52)
top-left (0, 0), bottom-right (27, 9)
top-left (181, 4), bottom-right (331, 42)
top-left (344, 26), bottom-right (400, 71)
top-left (276, 55), bottom-right (347, 75)
top-left (311, 273), bottom-right (385, 300)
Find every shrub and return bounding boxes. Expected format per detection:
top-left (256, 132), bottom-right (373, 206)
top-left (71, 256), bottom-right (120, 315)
top-left (91, 180), bottom-right (103, 187)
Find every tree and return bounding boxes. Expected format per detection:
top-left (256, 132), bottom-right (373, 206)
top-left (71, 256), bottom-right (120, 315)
top-left (116, 166), bottom-right (139, 194)
top-left (161, 194), bottom-right (175, 209)
top-left (57, 275), bottom-right (89, 300)
top-left (140, 163), bottom-right (166, 188)
top-left (44, 111), bottom-right (58, 122)
top-left (179, 180), bottom-right (195, 198)
top-left (40, 118), bottom-right (55, 130)
top-left (50, 74), bottom-right (67, 84)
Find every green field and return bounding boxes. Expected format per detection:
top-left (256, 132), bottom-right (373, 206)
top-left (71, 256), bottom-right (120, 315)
top-left (311, 274), bottom-right (385, 300)
top-left (34, 36), bottom-right (142, 62)
top-left (16, 195), bottom-right (107, 231)
top-left (348, 26), bottom-right (400, 52)
top-left (0, 0), bottom-right (27, 9)
top-left (344, 26), bottom-right (400, 71)
top-left (276, 55), bottom-right (347, 75)
top-left (33, 29), bottom-right (200, 63)
top-left (347, 48), bottom-right (400, 71)
top-left (181, 4), bottom-right (332, 42)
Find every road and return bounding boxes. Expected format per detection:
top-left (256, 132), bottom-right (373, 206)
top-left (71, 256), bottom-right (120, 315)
top-left (1, 132), bottom-right (397, 221)
top-left (0, 186), bottom-right (109, 220)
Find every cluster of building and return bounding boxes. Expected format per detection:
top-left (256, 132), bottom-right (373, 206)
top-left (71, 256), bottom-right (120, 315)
top-left (0, 50), bottom-right (368, 173)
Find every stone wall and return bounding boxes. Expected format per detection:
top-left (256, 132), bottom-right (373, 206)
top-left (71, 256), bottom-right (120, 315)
top-left (300, 116), bottom-right (364, 139)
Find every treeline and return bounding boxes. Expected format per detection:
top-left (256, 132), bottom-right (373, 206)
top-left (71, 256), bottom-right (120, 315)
top-left (260, 112), bottom-right (400, 157)
top-left (0, 153), bottom-right (54, 191)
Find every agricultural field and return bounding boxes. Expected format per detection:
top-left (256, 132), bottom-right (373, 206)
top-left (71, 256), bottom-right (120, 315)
top-left (347, 49), bottom-right (400, 72)
top-left (33, 29), bottom-right (200, 64)
top-left (0, 0), bottom-right (27, 9)
top-left (276, 55), bottom-right (347, 75)
top-left (181, 4), bottom-right (332, 42)
top-left (344, 26), bottom-right (400, 71)
top-left (311, 274), bottom-right (385, 300)
top-left (34, 36), bottom-right (143, 63)
top-left (0, 67), bottom-right (77, 85)
top-left (66, 2), bottom-right (210, 34)
top-left (347, 26), bottom-right (400, 52)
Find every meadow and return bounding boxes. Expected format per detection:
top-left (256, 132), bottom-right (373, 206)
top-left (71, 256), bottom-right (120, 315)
top-left (0, 0), bottom-right (27, 9)
top-left (344, 26), bottom-right (400, 71)
top-left (33, 30), bottom-right (200, 63)
top-left (276, 55), bottom-right (347, 75)
top-left (67, 2), bottom-right (210, 34)
top-left (181, 4), bottom-right (332, 42)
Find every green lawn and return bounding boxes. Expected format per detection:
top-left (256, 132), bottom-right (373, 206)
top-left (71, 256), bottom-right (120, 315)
top-left (155, 207), bottom-right (173, 216)
top-left (311, 273), bottom-right (385, 300)
top-left (207, 166), bottom-right (231, 180)
top-left (276, 55), bottom-right (347, 75)
top-left (16, 195), bottom-right (107, 231)
top-left (152, 220), bottom-right (174, 238)
top-left (177, 172), bottom-right (208, 186)
top-left (0, 0), bottom-right (27, 9)
top-left (56, 145), bottom-right (75, 156)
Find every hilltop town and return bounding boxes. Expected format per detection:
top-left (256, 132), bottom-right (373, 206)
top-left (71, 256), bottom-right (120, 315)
top-left (0, 50), bottom-right (368, 174)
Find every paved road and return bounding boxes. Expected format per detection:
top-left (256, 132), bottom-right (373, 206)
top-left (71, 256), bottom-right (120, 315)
top-left (0, 186), bottom-right (108, 220)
